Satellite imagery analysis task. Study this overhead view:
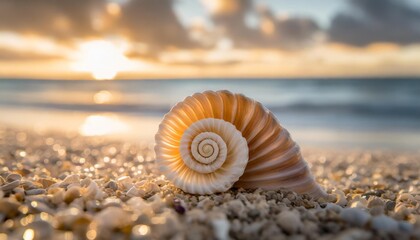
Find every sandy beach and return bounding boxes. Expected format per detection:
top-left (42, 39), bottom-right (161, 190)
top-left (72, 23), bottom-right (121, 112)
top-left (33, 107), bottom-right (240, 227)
top-left (0, 127), bottom-right (419, 240)
top-left (1, 0), bottom-right (420, 238)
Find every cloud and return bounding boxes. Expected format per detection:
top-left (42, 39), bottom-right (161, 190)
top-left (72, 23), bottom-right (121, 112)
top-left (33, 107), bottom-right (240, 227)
top-left (329, 0), bottom-right (420, 46)
top-left (0, 48), bottom-right (63, 61)
top-left (203, 0), bottom-right (320, 50)
top-left (0, 0), bottom-right (103, 41)
top-left (0, 0), bottom-right (194, 52)
top-left (258, 7), bottom-right (320, 49)
top-left (207, 0), bottom-right (261, 47)
top-left (118, 0), bottom-right (194, 50)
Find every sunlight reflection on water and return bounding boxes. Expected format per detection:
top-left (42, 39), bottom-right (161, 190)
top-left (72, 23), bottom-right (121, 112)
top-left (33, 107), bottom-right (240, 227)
top-left (93, 90), bottom-right (114, 104)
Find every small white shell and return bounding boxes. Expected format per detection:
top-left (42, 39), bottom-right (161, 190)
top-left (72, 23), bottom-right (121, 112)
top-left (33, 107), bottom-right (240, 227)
top-left (155, 90), bottom-right (327, 198)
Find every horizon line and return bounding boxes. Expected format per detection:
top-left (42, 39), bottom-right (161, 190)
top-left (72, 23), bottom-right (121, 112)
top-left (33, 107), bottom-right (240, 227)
top-left (1, 75), bottom-right (420, 81)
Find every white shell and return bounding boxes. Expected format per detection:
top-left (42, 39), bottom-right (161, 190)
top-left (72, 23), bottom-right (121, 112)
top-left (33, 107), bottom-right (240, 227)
top-left (155, 90), bottom-right (327, 198)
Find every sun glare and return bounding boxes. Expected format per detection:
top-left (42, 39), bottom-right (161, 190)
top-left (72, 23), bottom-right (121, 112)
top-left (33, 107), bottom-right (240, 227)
top-left (79, 115), bottom-right (129, 136)
top-left (73, 40), bottom-right (129, 80)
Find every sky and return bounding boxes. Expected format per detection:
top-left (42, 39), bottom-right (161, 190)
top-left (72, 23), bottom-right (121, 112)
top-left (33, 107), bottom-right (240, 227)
top-left (0, 0), bottom-right (420, 80)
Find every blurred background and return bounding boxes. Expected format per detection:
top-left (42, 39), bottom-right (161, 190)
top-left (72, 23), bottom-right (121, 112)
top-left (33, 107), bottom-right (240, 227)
top-left (0, 0), bottom-right (419, 149)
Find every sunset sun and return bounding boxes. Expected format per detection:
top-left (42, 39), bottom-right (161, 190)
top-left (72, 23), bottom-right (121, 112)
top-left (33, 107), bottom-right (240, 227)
top-left (72, 40), bottom-right (129, 80)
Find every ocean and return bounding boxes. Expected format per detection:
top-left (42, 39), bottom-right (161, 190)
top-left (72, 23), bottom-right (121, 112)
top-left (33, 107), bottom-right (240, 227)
top-left (1, 78), bottom-right (419, 149)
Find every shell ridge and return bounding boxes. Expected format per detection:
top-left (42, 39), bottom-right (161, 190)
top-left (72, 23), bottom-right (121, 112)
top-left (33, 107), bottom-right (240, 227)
top-left (248, 129), bottom-right (291, 162)
top-left (247, 141), bottom-right (300, 173)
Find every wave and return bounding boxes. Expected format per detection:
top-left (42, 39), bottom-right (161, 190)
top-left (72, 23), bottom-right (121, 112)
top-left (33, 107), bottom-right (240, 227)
top-left (2, 99), bottom-right (420, 119)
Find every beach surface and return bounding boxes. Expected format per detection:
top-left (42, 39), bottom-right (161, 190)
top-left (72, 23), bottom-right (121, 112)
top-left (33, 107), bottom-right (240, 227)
top-left (0, 127), bottom-right (419, 240)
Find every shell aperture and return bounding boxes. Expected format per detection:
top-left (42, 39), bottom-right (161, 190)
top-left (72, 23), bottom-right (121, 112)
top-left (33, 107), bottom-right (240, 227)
top-left (154, 90), bottom-right (327, 198)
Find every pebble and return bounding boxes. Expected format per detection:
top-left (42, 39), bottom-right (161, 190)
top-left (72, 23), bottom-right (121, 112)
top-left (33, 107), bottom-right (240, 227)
top-left (350, 200), bottom-right (366, 208)
top-left (276, 210), bottom-right (302, 234)
top-left (336, 229), bottom-right (372, 240)
top-left (117, 176), bottom-right (133, 190)
top-left (6, 173), bottom-right (22, 182)
top-left (348, 195), bottom-right (368, 208)
top-left (394, 203), bottom-right (411, 219)
top-left (368, 206), bottom-right (384, 216)
top-left (334, 190), bottom-right (348, 206)
top-left (197, 197), bottom-right (214, 210)
top-left (398, 193), bottom-right (414, 202)
top-left (26, 189), bottom-right (46, 195)
top-left (59, 174), bottom-right (80, 188)
top-left (25, 220), bottom-right (53, 240)
top-left (385, 200), bottom-right (396, 211)
top-left (95, 206), bottom-right (132, 229)
top-left (186, 209), bottom-right (207, 223)
top-left (135, 181), bottom-right (160, 197)
top-left (83, 181), bottom-right (103, 200)
top-left (55, 207), bottom-right (92, 230)
top-left (367, 196), bottom-right (384, 208)
top-left (0, 128), bottom-right (419, 239)
top-left (243, 221), bottom-right (265, 236)
top-left (102, 197), bottom-right (123, 208)
top-left (50, 188), bottom-right (65, 205)
top-left (0, 199), bottom-right (20, 218)
top-left (21, 181), bottom-right (42, 190)
top-left (398, 221), bottom-right (414, 233)
top-left (325, 203), bottom-right (342, 212)
top-left (64, 186), bottom-right (81, 204)
top-left (0, 180), bottom-right (20, 192)
top-left (339, 208), bottom-right (370, 227)
top-left (37, 178), bottom-right (57, 188)
top-left (210, 212), bottom-right (230, 240)
top-left (370, 215), bottom-right (399, 233)
top-left (105, 180), bottom-right (118, 191)
top-left (126, 186), bottom-right (146, 198)
top-left (174, 204), bottom-right (186, 214)
top-left (226, 199), bottom-right (246, 218)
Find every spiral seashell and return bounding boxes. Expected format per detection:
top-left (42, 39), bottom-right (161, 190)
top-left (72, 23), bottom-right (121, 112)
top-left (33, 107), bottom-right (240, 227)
top-left (155, 90), bottom-right (327, 198)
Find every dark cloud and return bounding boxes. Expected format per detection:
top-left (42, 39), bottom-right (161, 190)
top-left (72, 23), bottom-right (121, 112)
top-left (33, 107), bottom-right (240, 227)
top-left (207, 0), bottom-right (320, 49)
top-left (0, 0), bottom-right (321, 59)
top-left (0, 0), bottom-right (194, 51)
top-left (0, 0), bottom-right (103, 40)
top-left (258, 7), bottom-right (320, 49)
top-left (329, 0), bottom-right (420, 46)
top-left (210, 0), bottom-right (262, 47)
top-left (118, 0), bottom-right (194, 49)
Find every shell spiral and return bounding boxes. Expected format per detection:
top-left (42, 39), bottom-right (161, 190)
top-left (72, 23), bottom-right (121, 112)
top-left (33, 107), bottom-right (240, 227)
top-left (155, 90), bottom-right (327, 198)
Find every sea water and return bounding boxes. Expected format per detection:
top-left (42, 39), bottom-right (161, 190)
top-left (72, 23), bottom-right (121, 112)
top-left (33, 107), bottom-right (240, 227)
top-left (1, 78), bottom-right (419, 149)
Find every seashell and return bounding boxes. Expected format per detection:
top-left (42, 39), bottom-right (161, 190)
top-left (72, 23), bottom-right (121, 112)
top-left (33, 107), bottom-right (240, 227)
top-left (155, 90), bottom-right (327, 198)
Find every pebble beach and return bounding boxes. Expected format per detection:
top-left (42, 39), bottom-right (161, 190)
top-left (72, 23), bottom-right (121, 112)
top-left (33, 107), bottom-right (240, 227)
top-left (0, 127), bottom-right (419, 240)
